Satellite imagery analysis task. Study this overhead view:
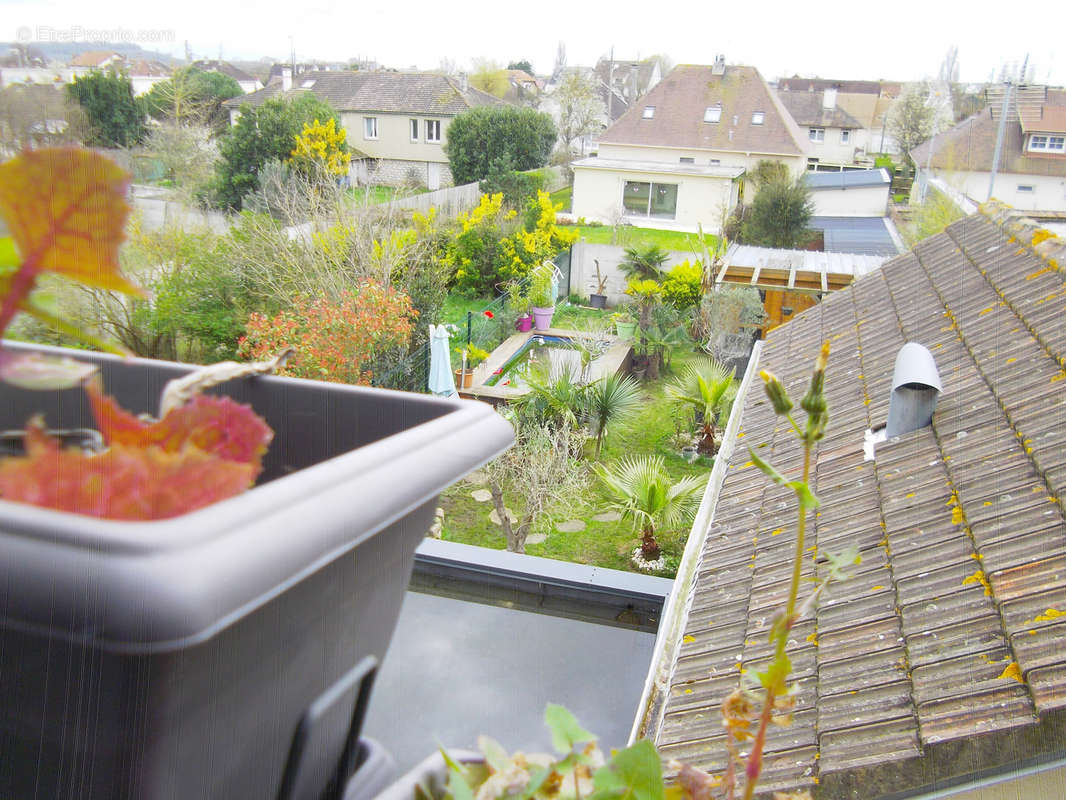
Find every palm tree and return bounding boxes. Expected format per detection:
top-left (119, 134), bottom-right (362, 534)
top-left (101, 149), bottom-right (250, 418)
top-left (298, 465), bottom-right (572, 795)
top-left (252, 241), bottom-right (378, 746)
top-left (594, 455), bottom-right (707, 560)
top-left (667, 356), bottom-right (736, 455)
top-left (618, 243), bottom-right (669, 280)
top-left (586, 372), bottom-right (642, 459)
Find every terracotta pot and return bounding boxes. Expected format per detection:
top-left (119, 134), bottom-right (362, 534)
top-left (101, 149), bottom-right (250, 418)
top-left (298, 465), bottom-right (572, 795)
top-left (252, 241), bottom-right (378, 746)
top-left (455, 368), bottom-right (474, 389)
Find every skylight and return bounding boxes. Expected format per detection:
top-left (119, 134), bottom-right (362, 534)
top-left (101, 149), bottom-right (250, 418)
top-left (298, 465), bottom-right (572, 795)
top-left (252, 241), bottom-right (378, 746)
top-left (642, 106), bottom-right (655, 119)
top-left (704, 106), bottom-right (721, 123)
top-left (751, 111), bottom-right (765, 125)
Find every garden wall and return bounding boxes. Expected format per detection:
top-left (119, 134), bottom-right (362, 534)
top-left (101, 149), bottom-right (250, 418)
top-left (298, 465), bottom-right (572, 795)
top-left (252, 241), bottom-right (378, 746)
top-left (567, 242), bottom-right (704, 307)
top-left (384, 181), bottom-right (481, 217)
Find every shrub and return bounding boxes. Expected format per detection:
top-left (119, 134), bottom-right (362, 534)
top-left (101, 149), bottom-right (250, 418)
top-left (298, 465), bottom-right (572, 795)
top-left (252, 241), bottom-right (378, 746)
top-left (661, 260), bottom-right (703, 310)
top-left (237, 282), bottom-right (417, 385)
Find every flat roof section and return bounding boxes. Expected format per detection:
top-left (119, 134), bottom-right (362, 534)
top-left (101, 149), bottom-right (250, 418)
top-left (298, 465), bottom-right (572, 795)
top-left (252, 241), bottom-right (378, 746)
top-left (810, 216), bottom-right (902, 256)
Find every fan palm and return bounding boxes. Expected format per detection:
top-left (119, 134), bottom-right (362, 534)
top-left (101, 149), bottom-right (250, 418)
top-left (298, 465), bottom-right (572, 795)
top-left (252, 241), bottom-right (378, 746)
top-left (586, 372), bottom-right (642, 459)
top-left (618, 243), bottom-right (669, 280)
top-left (594, 455), bottom-right (707, 560)
top-left (667, 356), bottom-right (736, 454)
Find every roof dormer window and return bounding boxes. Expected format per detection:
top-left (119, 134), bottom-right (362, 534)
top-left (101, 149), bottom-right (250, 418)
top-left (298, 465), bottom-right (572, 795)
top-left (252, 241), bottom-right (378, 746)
top-left (704, 105), bottom-right (722, 123)
top-left (751, 111), bottom-right (765, 125)
top-left (1029, 134), bottom-right (1065, 153)
top-left (642, 106), bottom-right (655, 119)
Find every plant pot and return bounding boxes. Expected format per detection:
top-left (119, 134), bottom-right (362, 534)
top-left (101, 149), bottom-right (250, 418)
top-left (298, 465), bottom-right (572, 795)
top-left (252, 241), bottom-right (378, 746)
top-left (531, 305), bottom-right (555, 331)
top-left (455, 368), bottom-right (475, 388)
top-left (515, 314), bottom-right (534, 332)
top-left (614, 321), bottom-right (637, 341)
top-left (372, 749), bottom-right (484, 800)
top-left (589, 294), bottom-right (607, 309)
top-left (0, 342), bottom-right (513, 800)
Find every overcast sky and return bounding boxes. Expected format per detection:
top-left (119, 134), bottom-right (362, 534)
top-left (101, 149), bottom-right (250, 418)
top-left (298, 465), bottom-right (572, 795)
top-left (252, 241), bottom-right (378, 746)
top-left (7, 0), bottom-right (1061, 86)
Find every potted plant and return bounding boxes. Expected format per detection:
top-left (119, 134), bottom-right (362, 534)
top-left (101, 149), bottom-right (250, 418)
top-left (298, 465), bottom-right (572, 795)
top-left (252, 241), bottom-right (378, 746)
top-left (0, 148), bottom-right (515, 800)
top-left (610, 310), bottom-right (637, 341)
top-left (454, 344), bottom-right (490, 389)
top-left (507, 283), bottom-right (534, 332)
top-left (589, 259), bottom-right (609, 309)
top-left (528, 264), bottom-right (556, 331)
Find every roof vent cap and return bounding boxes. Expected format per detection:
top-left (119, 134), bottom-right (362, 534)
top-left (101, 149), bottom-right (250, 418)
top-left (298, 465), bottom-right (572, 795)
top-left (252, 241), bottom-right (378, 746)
top-left (885, 342), bottom-right (942, 437)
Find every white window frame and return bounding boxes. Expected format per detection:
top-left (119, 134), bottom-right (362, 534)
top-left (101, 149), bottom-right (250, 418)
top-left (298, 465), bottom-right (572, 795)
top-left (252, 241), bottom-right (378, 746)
top-left (751, 111), bottom-right (764, 125)
top-left (809, 128), bottom-right (825, 143)
top-left (704, 106), bottom-right (721, 123)
top-left (410, 119), bottom-right (419, 142)
top-left (840, 129), bottom-right (851, 144)
top-left (425, 119), bottom-right (441, 143)
top-left (1029, 134), bottom-right (1065, 153)
top-left (364, 117), bottom-right (378, 140)
top-left (642, 106), bottom-right (655, 119)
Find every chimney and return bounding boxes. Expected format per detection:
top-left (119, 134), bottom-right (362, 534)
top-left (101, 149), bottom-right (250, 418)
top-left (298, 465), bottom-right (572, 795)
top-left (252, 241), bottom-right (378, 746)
top-left (458, 72), bottom-right (468, 92)
top-left (282, 67), bottom-right (292, 91)
top-left (885, 343), bottom-right (942, 437)
top-left (711, 54), bottom-right (726, 76)
top-left (823, 87), bottom-right (837, 109)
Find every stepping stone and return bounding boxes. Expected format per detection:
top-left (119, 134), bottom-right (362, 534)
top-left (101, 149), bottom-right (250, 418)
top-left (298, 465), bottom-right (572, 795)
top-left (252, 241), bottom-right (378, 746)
top-left (592, 511), bottom-right (622, 522)
top-left (525, 533), bottom-right (547, 545)
top-left (465, 469), bottom-right (488, 485)
top-left (489, 508), bottom-right (517, 525)
top-left (555, 520), bottom-right (586, 533)
top-left (471, 489), bottom-right (492, 502)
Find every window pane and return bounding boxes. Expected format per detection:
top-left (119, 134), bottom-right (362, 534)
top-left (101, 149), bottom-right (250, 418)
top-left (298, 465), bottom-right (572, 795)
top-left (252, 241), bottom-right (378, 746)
top-left (623, 181), bottom-right (651, 214)
top-left (642, 106), bottom-right (655, 119)
top-left (751, 112), bottom-right (764, 125)
top-left (704, 106), bottom-right (721, 122)
top-left (649, 183), bottom-right (677, 219)
top-left (410, 119), bottom-right (418, 139)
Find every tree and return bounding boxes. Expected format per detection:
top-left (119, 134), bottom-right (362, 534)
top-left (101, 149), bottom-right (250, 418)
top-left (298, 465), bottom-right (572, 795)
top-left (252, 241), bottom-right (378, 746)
top-left (66, 69), bottom-right (146, 148)
top-left (902, 187), bottom-right (964, 247)
top-left (142, 123), bottom-right (218, 198)
top-left (740, 173), bottom-right (813, 248)
top-left (507, 60), bottom-right (534, 75)
top-left (289, 117), bottom-right (349, 178)
top-left (143, 67), bottom-right (242, 132)
top-left (469, 58), bottom-right (509, 98)
top-left (552, 70), bottom-right (605, 165)
top-left (619, 243), bottom-right (669, 280)
top-left (444, 105), bottom-right (557, 185)
top-left (485, 422), bottom-right (588, 554)
top-left (586, 373), bottom-right (642, 459)
top-left (594, 455), bottom-right (707, 561)
top-left (887, 82), bottom-right (946, 166)
top-left (210, 93), bottom-right (343, 209)
top-left (666, 357), bottom-right (737, 454)
top-left (0, 83), bottom-right (88, 154)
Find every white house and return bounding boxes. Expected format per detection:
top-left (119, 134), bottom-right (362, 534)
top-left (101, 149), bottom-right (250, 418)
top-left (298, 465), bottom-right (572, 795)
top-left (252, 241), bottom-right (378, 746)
top-left (571, 59), bottom-right (808, 233)
top-left (910, 86), bottom-right (1066, 213)
top-left (805, 168), bottom-right (891, 216)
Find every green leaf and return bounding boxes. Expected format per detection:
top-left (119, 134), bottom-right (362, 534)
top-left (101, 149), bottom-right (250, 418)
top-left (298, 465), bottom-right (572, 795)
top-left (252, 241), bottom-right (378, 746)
top-left (787, 481), bottom-right (821, 509)
top-left (589, 740), bottom-right (664, 800)
top-left (748, 448), bottom-right (786, 486)
top-left (545, 704), bottom-right (597, 753)
top-left (477, 735), bottom-right (511, 773)
top-left (520, 766), bottom-right (552, 800)
top-left (0, 236), bottom-right (17, 274)
top-left (446, 764), bottom-right (476, 800)
top-left (825, 546), bottom-right (861, 581)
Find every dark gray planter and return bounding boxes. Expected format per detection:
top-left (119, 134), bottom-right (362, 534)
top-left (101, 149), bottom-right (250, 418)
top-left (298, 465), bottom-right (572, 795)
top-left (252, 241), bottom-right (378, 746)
top-left (0, 343), bottom-right (513, 800)
top-left (588, 294), bottom-right (607, 309)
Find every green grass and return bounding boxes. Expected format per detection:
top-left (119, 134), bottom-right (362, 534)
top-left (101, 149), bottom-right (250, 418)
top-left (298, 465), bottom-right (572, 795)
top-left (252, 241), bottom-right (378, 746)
top-left (549, 185), bottom-right (572, 212)
top-left (561, 224), bottom-right (717, 253)
top-left (346, 185), bottom-right (429, 204)
top-left (440, 294), bottom-right (493, 325)
top-left (439, 348), bottom-right (713, 577)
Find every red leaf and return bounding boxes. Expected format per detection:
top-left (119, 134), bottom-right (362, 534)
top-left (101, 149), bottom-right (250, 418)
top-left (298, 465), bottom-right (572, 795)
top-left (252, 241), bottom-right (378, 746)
top-left (85, 379), bottom-right (272, 474)
top-left (0, 422), bottom-right (256, 520)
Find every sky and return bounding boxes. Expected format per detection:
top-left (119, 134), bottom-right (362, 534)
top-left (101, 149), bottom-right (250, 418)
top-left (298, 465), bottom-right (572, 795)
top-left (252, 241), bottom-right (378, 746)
top-left (5, 0), bottom-right (1062, 86)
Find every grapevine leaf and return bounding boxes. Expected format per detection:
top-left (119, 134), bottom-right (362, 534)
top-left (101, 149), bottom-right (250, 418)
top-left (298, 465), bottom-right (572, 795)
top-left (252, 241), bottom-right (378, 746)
top-left (747, 448), bottom-right (786, 486)
top-left (0, 237), bottom-right (17, 273)
top-left (0, 147), bottom-right (143, 295)
top-left (85, 379), bottom-right (273, 473)
top-left (545, 704), bottom-right (597, 753)
top-left (0, 422), bottom-right (257, 520)
top-left (589, 740), bottom-right (663, 800)
top-left (0, 349), bottom-right (97, 390)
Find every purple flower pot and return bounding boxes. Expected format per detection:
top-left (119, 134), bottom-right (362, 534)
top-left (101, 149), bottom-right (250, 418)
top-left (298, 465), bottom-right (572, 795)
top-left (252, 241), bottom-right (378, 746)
top-left (515, 314), bottom-right (533, 332)
top-left (531, 306), bottom-right (554, 331)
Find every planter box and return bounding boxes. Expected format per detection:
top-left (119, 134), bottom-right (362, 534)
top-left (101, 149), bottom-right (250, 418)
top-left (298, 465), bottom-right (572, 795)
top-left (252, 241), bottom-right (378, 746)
top-left (0, 343), bottom-right (513, 800)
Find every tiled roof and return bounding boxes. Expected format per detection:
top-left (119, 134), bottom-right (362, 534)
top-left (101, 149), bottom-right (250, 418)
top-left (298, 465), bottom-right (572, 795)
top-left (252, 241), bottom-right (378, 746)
top-left (598, 64), bottom-right (807, 157)
top-left (192, 60), bottom-right (257, 83)
top-left (777, 92), bottom-right (863, 129)
top-left (647, 206), bottom-right (1066, 797)
top-left (777, 78), bottom-right (889, 96)
top-left (69, 51), bottom-right (122, 68)
top-left (910, 108), bottom-right (1066, 179)
top-left (223, 71), bottom-right (501, 115)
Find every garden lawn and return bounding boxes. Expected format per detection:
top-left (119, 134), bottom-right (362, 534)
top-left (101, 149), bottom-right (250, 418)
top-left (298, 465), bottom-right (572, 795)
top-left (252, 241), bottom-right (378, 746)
top-left (439, 348), bottom-right (712, 577)
top-left (561, 224), bottom-right (718, 253)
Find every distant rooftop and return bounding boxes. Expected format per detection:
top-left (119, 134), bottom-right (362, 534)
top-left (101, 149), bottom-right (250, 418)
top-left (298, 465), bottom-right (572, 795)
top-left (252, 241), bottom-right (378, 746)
top-left (805, 168), bottom-right (890, 190)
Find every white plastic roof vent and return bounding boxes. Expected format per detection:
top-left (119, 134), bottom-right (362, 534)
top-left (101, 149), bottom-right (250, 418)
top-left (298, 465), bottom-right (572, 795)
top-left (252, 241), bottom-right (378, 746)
top-left (885, 342), bottom-right (942, 437)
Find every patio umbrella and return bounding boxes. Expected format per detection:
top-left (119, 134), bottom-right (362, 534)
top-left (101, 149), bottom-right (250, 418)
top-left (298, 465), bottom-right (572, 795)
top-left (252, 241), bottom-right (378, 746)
top-left (428, 323), bottom-right (458, 397)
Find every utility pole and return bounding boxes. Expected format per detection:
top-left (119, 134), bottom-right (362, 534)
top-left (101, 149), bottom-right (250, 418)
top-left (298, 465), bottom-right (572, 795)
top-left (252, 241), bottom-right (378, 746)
top-left (988, 55), bottom-right (1025, 201)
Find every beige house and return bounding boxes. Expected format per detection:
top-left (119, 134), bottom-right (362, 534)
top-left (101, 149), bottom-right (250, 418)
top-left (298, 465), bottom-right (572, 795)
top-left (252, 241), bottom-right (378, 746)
top-left (224, 71), bottom-right (500, 189)
top-left (777, 88), bottom-right (866, 169)
top-left (777, 77), bottom-right (903, 157)
top-left (571, 59), bottom-right (808, 233)
top-left (911, 86), bottom-right (1066, 213)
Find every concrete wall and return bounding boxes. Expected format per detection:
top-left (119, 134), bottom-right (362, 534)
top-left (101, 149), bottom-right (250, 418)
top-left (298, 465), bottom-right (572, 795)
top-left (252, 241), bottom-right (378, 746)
top-left (934, 169), bottom-right (1066, 213)
top-left (810, 184), bottom-right (890, 216)
top-left (597, 143), bottom-right (808, 178)
top-left (568, 241), bottom-right (707, 306)
top-left (572, 165), bottom-right (736, 234)
top-left (383, 181), bottom-right (481, 217)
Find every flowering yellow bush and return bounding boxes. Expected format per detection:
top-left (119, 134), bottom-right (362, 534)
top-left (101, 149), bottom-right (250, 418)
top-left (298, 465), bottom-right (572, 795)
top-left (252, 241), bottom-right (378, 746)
top-left (289, 117), bottom-right (349, 178)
